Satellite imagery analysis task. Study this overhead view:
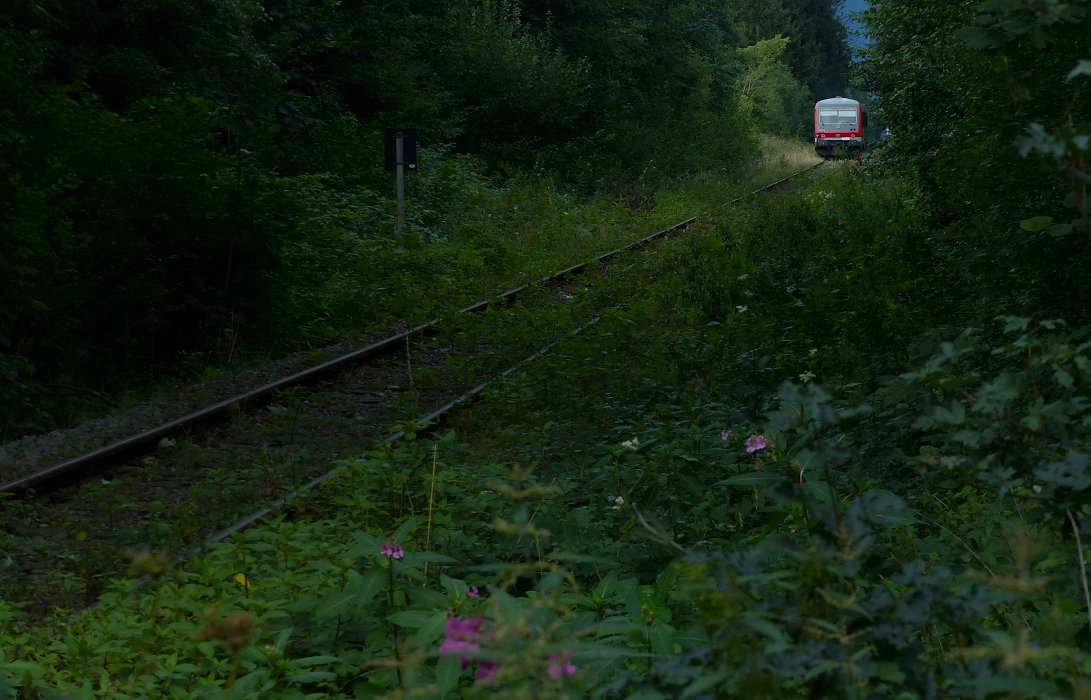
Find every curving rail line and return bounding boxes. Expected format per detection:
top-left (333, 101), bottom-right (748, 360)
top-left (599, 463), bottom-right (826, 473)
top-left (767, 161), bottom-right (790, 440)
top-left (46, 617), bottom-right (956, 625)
top-left (0, 162), bottom-right (821, 497)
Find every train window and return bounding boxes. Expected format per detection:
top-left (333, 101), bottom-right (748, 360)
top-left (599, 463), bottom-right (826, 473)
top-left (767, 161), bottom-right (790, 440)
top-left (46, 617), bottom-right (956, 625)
top-left (819, 109), bottom-right (858, 128)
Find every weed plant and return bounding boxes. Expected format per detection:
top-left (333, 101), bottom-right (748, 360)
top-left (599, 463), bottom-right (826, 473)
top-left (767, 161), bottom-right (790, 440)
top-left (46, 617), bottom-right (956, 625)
top-left (1, 139), bottom-right (816, 438)
top-left (7, 161), bottom-right (1089, 699)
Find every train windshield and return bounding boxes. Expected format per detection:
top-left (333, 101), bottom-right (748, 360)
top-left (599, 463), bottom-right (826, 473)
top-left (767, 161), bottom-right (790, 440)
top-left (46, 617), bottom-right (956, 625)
top-left (818, 108), bottom-right (858, 129)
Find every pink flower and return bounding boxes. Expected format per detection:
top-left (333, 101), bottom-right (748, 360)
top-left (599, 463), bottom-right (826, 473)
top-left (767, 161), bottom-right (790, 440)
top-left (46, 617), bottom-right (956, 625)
top-left (547, 651), bottom-right (577, 679)
top-left (466, 586), bottom-right (480, 598)
top-left (443, 617), bottom-right (483, 639)
top-left (720, 430), bottom-right (731, 441)
top-left (439, 637), bottom-right (479, 656)
top-left (440, 616), bottom-right (494, 678)
top-left (380, 540), bottom-right (404, 559)
top-left (744, 434), bottom-right (768, 454)
top-left (475, 660), bottom-right (498, 682)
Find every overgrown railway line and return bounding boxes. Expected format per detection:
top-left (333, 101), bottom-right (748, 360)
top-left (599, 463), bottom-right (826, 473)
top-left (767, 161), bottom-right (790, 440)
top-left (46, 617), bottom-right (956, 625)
top-left (0, 164), bottom-right (820, 618)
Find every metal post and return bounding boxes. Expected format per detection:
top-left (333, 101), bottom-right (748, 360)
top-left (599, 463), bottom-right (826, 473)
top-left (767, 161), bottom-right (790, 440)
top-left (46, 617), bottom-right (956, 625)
top-left (395, 134), bottom-right (405, 237)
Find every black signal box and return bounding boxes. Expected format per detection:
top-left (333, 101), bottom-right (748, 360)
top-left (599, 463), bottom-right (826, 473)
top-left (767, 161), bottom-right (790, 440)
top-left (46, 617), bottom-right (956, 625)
top-left (384, 129), bottom-right (417, 170)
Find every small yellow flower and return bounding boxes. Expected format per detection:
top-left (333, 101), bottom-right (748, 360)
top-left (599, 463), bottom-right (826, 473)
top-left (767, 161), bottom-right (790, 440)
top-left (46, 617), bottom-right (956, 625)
top-left (234, 573), bottom-right (251, 591)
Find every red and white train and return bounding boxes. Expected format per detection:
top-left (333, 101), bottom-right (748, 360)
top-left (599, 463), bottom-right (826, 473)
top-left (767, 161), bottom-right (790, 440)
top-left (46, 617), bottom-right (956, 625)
top-left (814, 97), bottom-right (867, 159)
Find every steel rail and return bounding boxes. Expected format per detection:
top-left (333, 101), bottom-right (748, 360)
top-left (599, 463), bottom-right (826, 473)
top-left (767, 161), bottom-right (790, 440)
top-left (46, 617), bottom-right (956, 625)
top-left (196, 308), bottom-right (612, 551)
top-left (80, 309), bottom-right (613, 614)
top-left (0, 163), bottom-right (819, 496)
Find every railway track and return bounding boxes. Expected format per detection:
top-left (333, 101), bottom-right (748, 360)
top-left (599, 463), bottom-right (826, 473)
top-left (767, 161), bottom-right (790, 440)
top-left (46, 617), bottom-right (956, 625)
top-left (0, 163), bottom-right (820, 618)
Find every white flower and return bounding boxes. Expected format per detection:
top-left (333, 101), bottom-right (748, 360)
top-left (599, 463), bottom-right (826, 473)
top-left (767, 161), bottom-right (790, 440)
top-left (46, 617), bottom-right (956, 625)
top-left (621, 438), bottom-right (640, 451)
top-left (743, 290), bottom-right (754, 297)
top-left (808, 348), bottom-right (818, 357)
top-left (799, 370), bottom-right (817, 383)
top-left (735, 305), bottom-right (748, 313)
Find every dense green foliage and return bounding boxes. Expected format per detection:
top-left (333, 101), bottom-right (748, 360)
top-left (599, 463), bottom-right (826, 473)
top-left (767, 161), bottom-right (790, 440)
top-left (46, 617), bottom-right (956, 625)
top-left (735, 0), bottom-right (852, 100)
top-left (5, 0), bottom-right (1091, 698)
top-left (5, 161), bottom-right (1091, 698)
top-left (859, 0), bottom-right (1091, 321)
top-left (0, 0), bottom-right (842, 437)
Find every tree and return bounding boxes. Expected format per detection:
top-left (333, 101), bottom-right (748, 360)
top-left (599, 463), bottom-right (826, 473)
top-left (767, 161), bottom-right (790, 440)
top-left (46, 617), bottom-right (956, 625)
top-left (735, 0), bottom-right (851, 100)
top-left (736, 36), bottom-right (813, 135)
top-left (859, 0), bottom-right (1091, 318)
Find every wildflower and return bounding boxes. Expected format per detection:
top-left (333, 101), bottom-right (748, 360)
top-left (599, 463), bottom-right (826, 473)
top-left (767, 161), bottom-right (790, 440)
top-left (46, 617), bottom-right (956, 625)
top-left (720, 429), bottom-right (731, 441)
top-left (233, 573), bottom-right (251, 591)
top-left (743, 289), bottom-right (754, 297)
top-left (548, 651), bottom-right (578, 679)
top-left (809, 348), bottom-right (818, 356)
top-left (621, 438), bottom-right (640, 451)
top-left (745, 434), bottom-right (769, 454)
top-left (736, 305), bottom-right (748, 313)
top-left (439, 617), bottom-right (483, 658)
top-left (611, 495), bottom-right (625, 510)
top-left (380, 540), bottom-right (405, 560)
top-left (439, 634), bottom-right (480, 656)
top-left (798, 370), bottom-right (816, 383)
top-left (476, 661), bottom-right (498, 683)
top-left (467, 586), bottom-right (480, 598)
top-left (440, 616), bottom-right (497, 682)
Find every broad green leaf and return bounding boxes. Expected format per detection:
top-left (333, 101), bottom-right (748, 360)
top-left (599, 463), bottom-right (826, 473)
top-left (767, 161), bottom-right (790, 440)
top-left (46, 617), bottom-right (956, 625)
top-left (743, 615), bottom-right (791, 646)
top-left (392, 517), bottom-right (420, 543)
top-left (681, 668), bottom-right (730, 699)
top-left (647, 623), bottom-right (677, 655)
top-left (316, 590), bottom-right (358, 621)
top-left (1020, 215), bottom-right (1053, 232)
top-left (1048, 223), bottom-right (1074, 238)
top-left (388, 609), bottom-right (434, 628)
top-left (415, 609), bottom-right (450, 645)
top-left (435, 655), bottom-right (462, 695)
top-left (289, 670), bottom-right (338, 684)
top-left (295, 655), bottom-right (342, 667)
top-left (351, 567), bottom-right (388, 606)
top-left (716, 472), bottom-right (784, 488)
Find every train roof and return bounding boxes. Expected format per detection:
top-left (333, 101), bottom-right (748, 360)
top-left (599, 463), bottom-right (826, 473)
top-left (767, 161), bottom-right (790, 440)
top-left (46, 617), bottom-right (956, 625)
top-left (815, 96), bottom-right (862, 108)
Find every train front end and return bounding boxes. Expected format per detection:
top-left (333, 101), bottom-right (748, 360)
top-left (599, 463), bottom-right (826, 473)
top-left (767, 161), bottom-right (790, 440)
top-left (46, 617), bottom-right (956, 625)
top-left (814, 97), bottom-right (866, 159)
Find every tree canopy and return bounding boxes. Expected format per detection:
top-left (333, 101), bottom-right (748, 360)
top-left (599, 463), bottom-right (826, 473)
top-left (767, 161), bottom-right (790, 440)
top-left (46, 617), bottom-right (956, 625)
top-left (0, 0), bottom-right (844, 434)
top-left (859, 0), bottom-right (1091, 319)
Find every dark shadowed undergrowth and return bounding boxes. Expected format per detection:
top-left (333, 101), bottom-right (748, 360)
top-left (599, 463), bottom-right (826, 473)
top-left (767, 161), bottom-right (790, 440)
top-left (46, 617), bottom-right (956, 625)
top-left (4, 166), bottom-right (1089, 699)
